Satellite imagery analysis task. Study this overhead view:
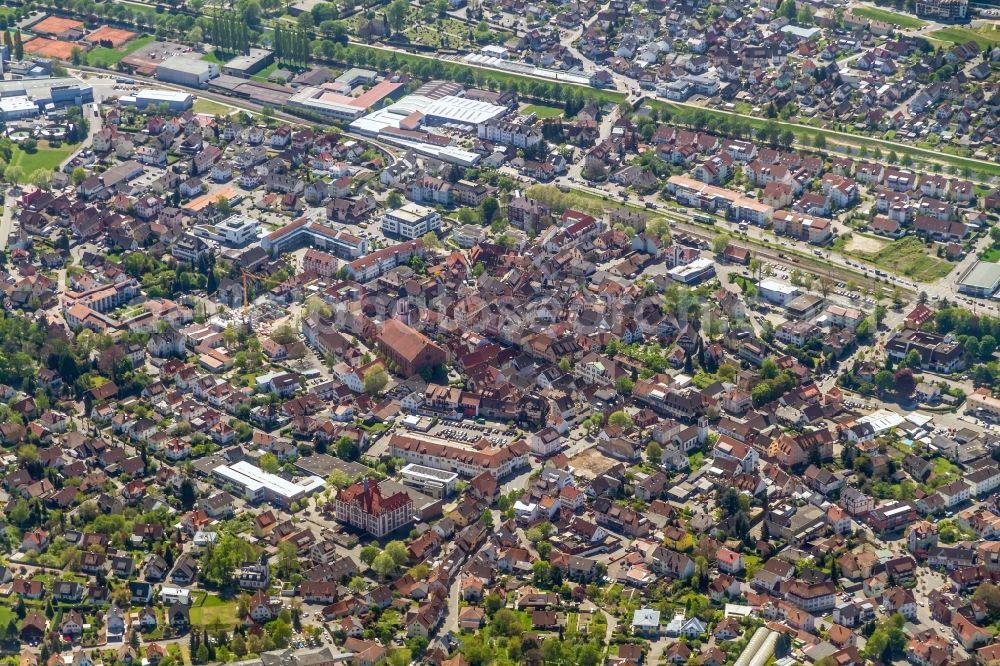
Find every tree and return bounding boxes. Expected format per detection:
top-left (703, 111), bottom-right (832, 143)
top-left (874, 370), bottom-right (894, 395)
top-left (187, 26), bottom-right (204, 43)
top-left (903, 349), bottom-right (922, 370)
top-left (647, 441), bottom-right (662, 465)
top-left (385, 540), bottom-right (409, 567)
top-left (258, 453), bottom-right (280, 473)
top-left (893, 368), bottom-right (916, 397)
top-left (421, 232), bottom-right (441, 250)
top-left (711, 234), bottom-right (730, 255)
top-left (387, 191), bottom-right (403, 208)
top-left (607, 410), bottom-right (633, 429)
top-left (179, 478), bottom-right (197, 510)
top-left (28, 168), bottom-right (50, 189)
top-left (479, 197), bottom-right (500, 225)
top-left (615, 376), bottom-right (634, 394)
top-left (13, 30), bottom-right (22, 61)
top-left (362, 366), bottom-right (389, 395)
top-left (372, 551), bottom-right (398, 578)
top-left (761, 358), bottom-right (778, 380)
top-left (201, 534), bottom-right (258, 588)
top-left (360, 545), bottom-right (380, 566)
top-left (974, 582), bottom-right (1000, 613)
top-left (5, 165), bottom-right (23, 185)
top-left (796, 4), bottom-right (814, 25)
top-left (386, 0), bottom-right (408, 33)
top-left (874, 304), bottom-right (887, 328)
top-left (71, 167), bottom-right (87, 186)
top-left (335, 436), bottom-right (359, 462)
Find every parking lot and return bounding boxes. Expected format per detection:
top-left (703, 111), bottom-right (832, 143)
top-left (429, 422), bottom-right (513, 447)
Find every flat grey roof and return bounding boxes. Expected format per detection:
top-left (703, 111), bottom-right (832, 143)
top-left (961, 261), bottom-right (1000, 291)
top-left (157, 56), bottom-right (213, 75)
top-left (225, 48), bottom-right (273, 71)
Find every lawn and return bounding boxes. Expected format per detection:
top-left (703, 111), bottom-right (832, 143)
top-left (0, 605), bottom-right (16, 630)
top-left (193, 98), bottom-right (236, 115)
top-left (846, 236), bottom-right (952, 282)
top-left (248, 61), bottom-right (280, 83)
top-left (521, 103), bottom-right (563, 119)
top-left (201, 49), bottom-right (229, 65)
top-left (188, 594), bottom-right (239, 629)
top-left (9, 142), bottom-right (77, 180)
top-left (927, 26), bottom-right (1000, 49)
top-left (86, 34), bottom-right (155, 68)
top-left (850, 7), bottom-right (926, 29)
top-left (982, 244), bottom-right (1000, 263)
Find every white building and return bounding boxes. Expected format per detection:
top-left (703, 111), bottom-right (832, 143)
top-left (381, 203), bottom-right (441, 239)
top-left (193, 214), bottom-right (260, 247)
top-left (0, 96), bottom-right (38, 120)
top-left (400, 463), bottom-right (459, 498)
top-left (212, 460), bottom-right (325, 508)
top-left (120, 89), bottom-right (194, 112)
top-left (758, 279), bottom-right (800, 305)
top-left (159, 586), bottom-right (191, 605)
top-left (155, 57), bottom-right (219, 88)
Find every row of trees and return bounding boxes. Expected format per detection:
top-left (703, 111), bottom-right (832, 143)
top-left (3, 29), bottom-right (23, 61)
top-left (210, 13), bottom-right (252, 56)
top-left (272, 24), bottom-right (313, 65)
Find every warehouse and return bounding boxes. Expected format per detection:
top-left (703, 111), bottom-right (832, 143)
top-left (959, 261), bottom-right (1000, 298)
top-left (222, 48), bottom-right (275, 78)
top-left (119, 89), bottom-right (193, 112)
top-left (155, 56), bottom-right (220, 88)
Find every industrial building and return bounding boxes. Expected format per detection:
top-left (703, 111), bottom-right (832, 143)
top-left (0, 77), bottom-right (93, 111)
top-left (400, 464), bottom-right (458, 499)
top-left (959, 261), bottom-right (1000, 298)
top-left (155, 56), bottom-right (220, 88)
top-left (349, 90), bottom-right (505, 165)
top-left (381, 203), bottom-right (441, 240)
top-left (286, 79), bottom-right (405, 121)
top-left (222, 49), bottom-right (275, 78)
top-left (0, 97), bottom-right (39, 120)
top-left (212, 460), bottom-right (325, 508)
top-left (119, 89), bottom-right (194, 112)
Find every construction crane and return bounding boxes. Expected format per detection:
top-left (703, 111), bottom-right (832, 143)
top-left (240, 268), bottom-right (275, 332)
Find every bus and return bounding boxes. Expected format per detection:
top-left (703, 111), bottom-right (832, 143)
top-left (693, 214), bottom-right (714, 225)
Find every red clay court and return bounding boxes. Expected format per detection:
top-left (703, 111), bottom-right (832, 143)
top-left (23, 37), bottom-right (80, 60)
top-left (86, 26), bottom-right (136, 48)
top-left (30, 15), bottom-right (84, 36)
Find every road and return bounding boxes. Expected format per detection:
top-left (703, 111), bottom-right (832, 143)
top-left (0, 193), bottom-right (14, 251)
